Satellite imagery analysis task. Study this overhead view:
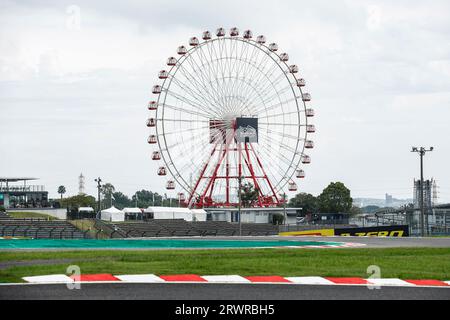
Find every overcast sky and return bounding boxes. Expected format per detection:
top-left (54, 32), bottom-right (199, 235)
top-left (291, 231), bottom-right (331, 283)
top-left (1, 0), bottom-right (449, 202)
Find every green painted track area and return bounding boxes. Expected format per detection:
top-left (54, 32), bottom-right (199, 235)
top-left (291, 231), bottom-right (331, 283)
top-left (0, 239), bottom-right (344, 250)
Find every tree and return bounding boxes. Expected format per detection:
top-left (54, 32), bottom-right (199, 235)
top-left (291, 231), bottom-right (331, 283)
top-left (288, 193), bottom-right (318, 214)
top-left (60, 194), bottom-right (96, 214)
top-left (111, 191), bottom-right (132, 210)
top-left (361, 205), bottom-right (380, 214)
top-left (132, 190), bottom-right (164, 208)
top-left (101, 183), bottom-right (115, 208)
top-left (272, 213), bottom-right (285, 225)
top-left (57, 186), bottom-right (66, 200)
top-left (318, 182), bottom-right (352, 213)
top-left (349, 205), bottom-right (363, 216)
top-left (240, 183), bottom-right (259, 207)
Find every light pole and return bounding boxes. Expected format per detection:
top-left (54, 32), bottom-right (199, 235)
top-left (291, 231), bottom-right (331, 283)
top-left (94, 177), bottom-right (102, 219)
top-left (238, 176), bottom-right (242, 237)
top-left (411, 146), bottom-right (433, 237)
top-left (283, 192), bottom-right (287, 227)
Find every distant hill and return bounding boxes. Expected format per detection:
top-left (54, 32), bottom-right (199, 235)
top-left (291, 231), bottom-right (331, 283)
top-left (353, 197), bottom-right (413, 208)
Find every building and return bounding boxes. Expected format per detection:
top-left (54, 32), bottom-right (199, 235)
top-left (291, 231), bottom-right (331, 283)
top-left (385, 193), bottom-right (393, 207)
top-left (204, 207), bottom-right (302, 224)
top-left (0, 177), bottom-right (49, 209)
top-left (433, 203), bottom-right (450, 228)
top-left (413, 179), bottom-right (433, 215)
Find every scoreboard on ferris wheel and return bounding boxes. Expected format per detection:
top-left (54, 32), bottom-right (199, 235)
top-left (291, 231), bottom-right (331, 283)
top-left (235, 117), bottom-right (258, 143)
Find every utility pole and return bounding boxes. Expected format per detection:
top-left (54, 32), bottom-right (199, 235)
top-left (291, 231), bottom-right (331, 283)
top-left (94, 177), bottom-right (102, 218)
top-left (238, 175), bottom-right (242, 237)
top-left (283, 192), bottom-right (287, 227)
top-left (411, 147), bottom-right (433, 237)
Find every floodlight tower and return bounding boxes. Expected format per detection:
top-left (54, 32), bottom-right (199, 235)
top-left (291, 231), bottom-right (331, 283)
top-left (411, 146), bottom-right (433, 236)
top-left (94, 177), bottom-right (102, 215)
top-left (78, 173), bottom-right (85, 195)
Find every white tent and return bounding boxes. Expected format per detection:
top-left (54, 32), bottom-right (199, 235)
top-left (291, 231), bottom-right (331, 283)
top-left (144, 206), bottom-right (193, 221)
top-left (78, 207), bottom-right (94, 213)
top-left (100, 206), bottom-right (125, 222)
top-left (191, 209), bottom-right (207, 222)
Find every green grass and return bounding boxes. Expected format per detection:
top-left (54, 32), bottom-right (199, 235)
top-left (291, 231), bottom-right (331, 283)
top-left (0, 247), bottom-right (449, 283)
top-left (6, 212), bottom-right (56, 220)
top-left (69, 220), bottom-right (109, 239)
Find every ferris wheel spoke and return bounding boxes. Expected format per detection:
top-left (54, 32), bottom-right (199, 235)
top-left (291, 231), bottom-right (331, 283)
top-left (237, 52), bottom-right (280, 107)
top-left (198, 41), bottom-right (228, 112)
top-left (231, 52), bottom-right (267, 112)
top-left (251, 144), bottom-right (293, 188)
top-left (257, 101), bottom-right (300, 118)
top-left (162, 103), bottom-right (211, 119)
top-left (215, 39), bottom-right (234, 105)
top-left (258, 84), bottom-right (296, 107)
top-left (235, 55), bottom-right (284, 114)
top-left (171, 62), bottom-right (223, 117)
top-left (254, 70), bottom-right (292, 105)
top-left (177, 52), bottom-right (229, 113)
top-left (160, 124), bottom-right (210, 137)
top-left (258, 134), bottom-right (301, 161)
top-left (250, 71), bottom-right (289, 106)
top-left (203, 41), bottom-right (227, 100)
top-left (164, 89), bottom-right (217, 118)
top-left (161, 118), bottom-right (209, 123)
top-left (259, 122), bottom-right (300, 127)
top-left (181, 50), bottom-right (227, 111)
top-left (168, 76), bottom-right (219, 117)
top-left (196, 44), bottom-right (230, 109)
top-left (261, 127), bottom-right (303, 141)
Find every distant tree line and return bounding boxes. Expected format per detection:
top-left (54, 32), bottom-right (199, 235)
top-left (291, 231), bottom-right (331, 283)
top-left (53, 183), bottom-right (182, 212)
top-left (53, 181), bottom-right (362, 215)
top-left (288, 181), bottom-right (361, 215)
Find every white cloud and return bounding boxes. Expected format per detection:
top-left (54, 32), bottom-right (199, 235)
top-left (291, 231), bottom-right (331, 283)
top-left (1, 0), bottom-right (449, 202)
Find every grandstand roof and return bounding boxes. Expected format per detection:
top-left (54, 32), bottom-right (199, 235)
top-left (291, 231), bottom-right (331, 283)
top-left (145, 206), bottom-right (191, 213)
top-left (0, 177), bottom-right (38, 182)
top-left (123, 207), bottom-right (142, 213)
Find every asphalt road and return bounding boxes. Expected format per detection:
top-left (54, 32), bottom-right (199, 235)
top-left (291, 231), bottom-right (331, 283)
top-left (0, 283), bottom-right (449, 300)
top-left (269, 235), bottom-right (450, 248)
top-left (2, 236), bottom-right (449, 252)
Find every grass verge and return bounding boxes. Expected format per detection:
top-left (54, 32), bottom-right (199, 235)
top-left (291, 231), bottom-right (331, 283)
top-left (0, 247), bottom-right (449, 283)
top-left (6, 212), bottom-right (56, 220)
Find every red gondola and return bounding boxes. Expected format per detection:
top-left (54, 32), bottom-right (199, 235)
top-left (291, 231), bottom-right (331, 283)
top-left (158, 167), bottom-right (167, 176)
top-left (189, 37), bottom-right (199, 46)
top-left (152, 151), bottom-right (161, 160)
top-left (256, 35), bottom-right (266, 44)
top-left (279, 53), bottom-right (289, 62)
top-left (146, 118), bottom-right (156, 127)
top-left (305, 108), bottom-right (314, 117)
top-left (306, 124), bottom-right (315, 133)
top-left (166, 180), bottom-right (175, 190)
top-left (296, 169), bottom-right (305, 178)
top-left (305, 140), bottom-right (314, 149)
top-left (167, 57), bottom-right (177, 66)
top-left (147, 135), bottom-right (157, 144)
top-left (297, 78), bottom-right (306, 87)
top-left (288, 181), bottom-right (297, 191)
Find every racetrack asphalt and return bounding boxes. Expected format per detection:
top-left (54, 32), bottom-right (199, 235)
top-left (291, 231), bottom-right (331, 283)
top-left (0, 282), bottom-right (449, 300)
top-left (1, 236), bottom-right (449, 252)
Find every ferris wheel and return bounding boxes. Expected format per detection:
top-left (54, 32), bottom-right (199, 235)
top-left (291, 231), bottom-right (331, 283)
top-left (147, 27), bottom-right (315, 208)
